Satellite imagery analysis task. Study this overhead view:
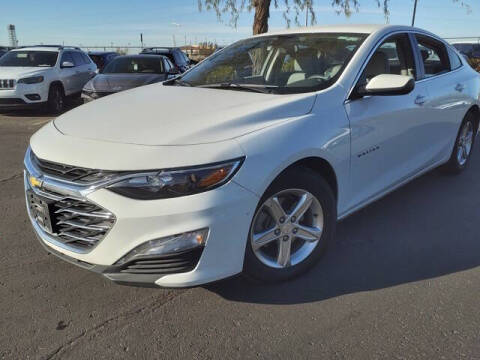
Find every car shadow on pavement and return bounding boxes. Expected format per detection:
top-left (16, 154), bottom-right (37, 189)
top-left (207, 148), bottom-right (480, 305)
top-left (0, 98), bottom-right (83, 118)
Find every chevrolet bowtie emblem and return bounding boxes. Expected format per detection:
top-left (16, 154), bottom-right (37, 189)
top-left (29, 175), bottom-right (42, 188)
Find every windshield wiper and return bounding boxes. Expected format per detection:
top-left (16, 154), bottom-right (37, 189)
top-left (197, 82), bottom-right (277, 94)
top-left (171, 78), bottom-right (192, 87)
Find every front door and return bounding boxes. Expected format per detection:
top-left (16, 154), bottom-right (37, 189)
top-left (344, 33), bottom-right (431, 210)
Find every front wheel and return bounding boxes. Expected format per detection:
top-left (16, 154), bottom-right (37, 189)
top-left (243, 168), bottom-right (336, 283)
top-left (47, 84), bottom-right (65, 115)
top-left (441, 112), bottom-right (477, 174)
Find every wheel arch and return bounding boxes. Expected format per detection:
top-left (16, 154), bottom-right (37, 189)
top-left (49, 80), bottom-right (65, 94)
top-left (467, 104), bottom-right (480, 132)
top-left (271, 156), bottom-right (338, 201)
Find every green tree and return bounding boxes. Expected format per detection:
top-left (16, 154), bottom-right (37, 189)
top-left (198, 0), bottom-right (390, 35)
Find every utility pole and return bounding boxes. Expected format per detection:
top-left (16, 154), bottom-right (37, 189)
top-left (305, 0), bottom-right (309, 27)
top-left (411, 0), bottom-right (418, 26)
top-left (140, 33), bottom-right (144, 48)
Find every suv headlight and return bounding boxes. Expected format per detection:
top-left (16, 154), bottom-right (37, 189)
top-left (108, 158), bottom-right (244, 200)
top-left (18, 76), bottom-right (44, 84)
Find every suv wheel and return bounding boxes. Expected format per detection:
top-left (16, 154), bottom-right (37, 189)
top-left (243, 168), bottom-right (336, 283)
top-left (47, 84), bottom-right (65, 115)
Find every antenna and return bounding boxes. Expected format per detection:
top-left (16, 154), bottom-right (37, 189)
top-left (7, 24), bottom-right (18, 48)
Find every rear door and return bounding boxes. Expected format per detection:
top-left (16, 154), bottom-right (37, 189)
top-left (344, 33), bottom-right (432, 208)
top-left (414, 34), bottom-right (471, 160)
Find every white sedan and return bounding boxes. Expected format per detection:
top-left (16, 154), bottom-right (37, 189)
top-left (24, 24), bottom-right (480, 287)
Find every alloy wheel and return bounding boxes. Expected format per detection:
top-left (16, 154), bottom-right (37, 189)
top-left (250, 189), bottom-right (324, 269)
top-left (457, 121), bottom-right (474, 166)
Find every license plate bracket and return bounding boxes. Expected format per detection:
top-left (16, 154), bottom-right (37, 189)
top-left (27, 190), bottom-right (54, 234)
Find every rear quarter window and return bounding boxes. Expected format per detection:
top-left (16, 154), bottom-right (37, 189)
top-left (448, 47), bottom-right (463, 70)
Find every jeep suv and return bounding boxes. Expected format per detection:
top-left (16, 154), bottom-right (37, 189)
top-left (0, 45), bottom-right (97, 113)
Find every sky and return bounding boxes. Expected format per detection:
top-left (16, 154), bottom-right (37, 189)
top-left (1, 0), bottom-right (479, 48)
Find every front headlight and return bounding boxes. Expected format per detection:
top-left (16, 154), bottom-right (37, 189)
top-left (18, 76), bottom-right (44, 84)
top-left (108, 158), bottom-right (244, 200)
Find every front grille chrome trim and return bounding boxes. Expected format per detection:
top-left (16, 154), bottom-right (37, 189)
top-left (24, 148), bottom-right (117, 254)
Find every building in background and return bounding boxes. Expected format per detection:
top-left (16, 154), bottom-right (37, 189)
top-left (7, 24), bottom-right (18, 48)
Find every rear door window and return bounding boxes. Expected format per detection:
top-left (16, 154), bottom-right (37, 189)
top-left (415, 35), bottom-right (450, 78)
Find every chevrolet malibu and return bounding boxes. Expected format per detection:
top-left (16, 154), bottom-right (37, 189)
top-left (24, 25), bottom-right (480, 287)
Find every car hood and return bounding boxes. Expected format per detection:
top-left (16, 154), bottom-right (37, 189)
top-left (0, 66), bottom-right (48, 79)
top-left (89, 73), bottom-right (164, 92)
top-left (54, 83), bottom-right (317, 146)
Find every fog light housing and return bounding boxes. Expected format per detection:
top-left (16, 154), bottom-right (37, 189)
top-left (115, 228), bottom-right (208, 265)
top-left (25, 94), bottom-right (41, 101)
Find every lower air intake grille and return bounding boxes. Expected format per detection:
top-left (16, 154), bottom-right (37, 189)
top-left (119, 248), bottom-right (203, 275)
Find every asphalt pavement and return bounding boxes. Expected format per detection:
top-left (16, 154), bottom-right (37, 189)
top-left (0, 106), bottom-right (479, 359)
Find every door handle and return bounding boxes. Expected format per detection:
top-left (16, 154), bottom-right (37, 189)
top-left (455, 83), bottom-right (465, 92)
top-left (414, 95), bottom-right (426, 106)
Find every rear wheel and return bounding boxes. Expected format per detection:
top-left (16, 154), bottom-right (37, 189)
top-left (47, 84), bottom-right (65, 115)
top-left (441, 112), bottom-right (477, 174)
top-left (243, 168), bottom-right (336, 283)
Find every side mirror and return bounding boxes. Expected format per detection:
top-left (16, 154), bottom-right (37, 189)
top-left (356, 74), bottom-right (415, 97)
top-left (61, 61), bottom-right (74, 68)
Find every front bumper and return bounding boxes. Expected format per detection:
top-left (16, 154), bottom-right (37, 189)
top-left (24, 155), bottom-right (259, 287)
top-left (0, 83), bottom-right (49, 108)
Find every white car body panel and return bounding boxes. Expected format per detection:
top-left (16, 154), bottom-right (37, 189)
top-left (24, 25), bottom-right (480, 287)
top-left (53, 84), bottom-right (316, 145)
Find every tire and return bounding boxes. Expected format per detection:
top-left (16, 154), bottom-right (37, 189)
top-left (47, 84), bottom-right (65, 115)
top-left (243, 167), bottom-right (336, 283)
top-left (440, 111), bottom-right (477, 174)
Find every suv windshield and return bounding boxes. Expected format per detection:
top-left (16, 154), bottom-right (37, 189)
top-left (177, 33), bottom-right (367, 94)
top-left (103, 57), bottom-right (164, 74)
top-left (0, 51), bottom-right (58, 67)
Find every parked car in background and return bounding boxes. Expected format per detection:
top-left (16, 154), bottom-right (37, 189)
top-left (0, 45), bottom-right (96, 113)
top-left (82, 54), bottom-right (178, 102)
top-left (88, 51), bottom-right (119, 73)
top-left (24, 25), bottom-right (480, 288)
top-left (453, 43), bottom-right (480, 59)
top-left (140, 47), bottom-right (192, 72)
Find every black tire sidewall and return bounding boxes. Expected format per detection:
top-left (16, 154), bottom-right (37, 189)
top-left (243, 168), bottom-right (337, 283)
top-left (48, 84), bottom-right (64, 115)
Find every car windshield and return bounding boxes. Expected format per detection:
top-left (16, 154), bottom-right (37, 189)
top-left (176, 33), bottom-right (367, 94)
top-left (103, 57), bottom-right (164, 74)
top-left (0, 50), bottom-right (58, 67)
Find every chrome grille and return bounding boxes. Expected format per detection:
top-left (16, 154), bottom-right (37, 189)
top-left (32, 152), bottom-right (113, 184)
top-left (27, 186), bottom-right (115, 251)
top-left (0, 79), bottom-right (16, 89)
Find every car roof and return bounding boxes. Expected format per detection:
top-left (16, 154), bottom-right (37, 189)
top-left (141, 47), bottom-right (179, 53)
top-left (253, 24), bottom-right (435, 38)
top-left (115, 54), bottom-right (167, 59)
top-left (12, 47), bottom-right (60, 52)
top-left (88, 51), bottom-right (118, 55)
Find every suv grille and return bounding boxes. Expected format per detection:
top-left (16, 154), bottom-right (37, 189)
top-left (0, 79), bottom-right (16, 89)
top-left (32, 153), bottom-right (112, 184)
top-left (27, 187), bottom-right (115, 251)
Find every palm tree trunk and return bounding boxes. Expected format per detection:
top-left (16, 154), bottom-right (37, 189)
top-left (253, 0), bottom-right (271, 35)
